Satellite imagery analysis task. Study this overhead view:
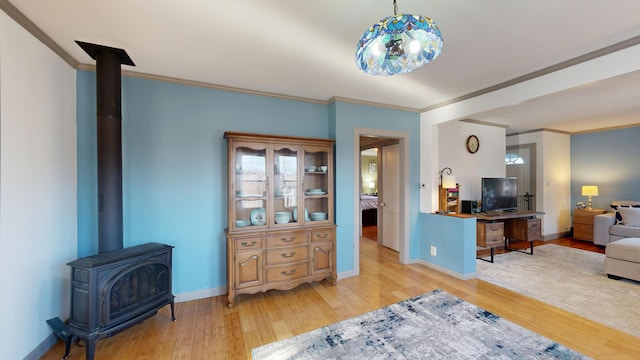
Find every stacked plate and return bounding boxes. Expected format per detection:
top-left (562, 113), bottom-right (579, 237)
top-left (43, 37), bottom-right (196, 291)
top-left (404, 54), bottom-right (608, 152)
top-left (305, 188), bottom-right (327, 195)
top-left (310, 212), bottom-right (328, 221)
top-left (236, 219), bottom-right (251, 227)
top-left (274, 211), bottom-right (291, 224)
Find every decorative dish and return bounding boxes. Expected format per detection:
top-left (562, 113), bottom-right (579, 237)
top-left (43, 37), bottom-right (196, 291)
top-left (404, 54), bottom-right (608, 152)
top-left (250, 207), bottom-right (266, 225)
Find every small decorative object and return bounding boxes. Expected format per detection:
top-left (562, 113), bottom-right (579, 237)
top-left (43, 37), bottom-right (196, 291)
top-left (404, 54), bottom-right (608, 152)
top-left (356, 0), bottom-right (444, 76)
top-left (466, 135), bottom-right (479, 154)
top-left (576, 201), bottom-right (586, 209)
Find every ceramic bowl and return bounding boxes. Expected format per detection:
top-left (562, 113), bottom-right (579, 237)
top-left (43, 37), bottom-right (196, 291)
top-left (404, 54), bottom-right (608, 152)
top-left (274, 211), bottom-right (291, 224)
top-left (318, 165), bottom-right (328, 173)
top-left (305, 165), bottom-right (316, 172)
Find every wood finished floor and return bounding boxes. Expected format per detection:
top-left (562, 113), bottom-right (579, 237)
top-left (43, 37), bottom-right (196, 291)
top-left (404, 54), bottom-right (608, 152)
top-left (42, 227), bottom-right (639, 360)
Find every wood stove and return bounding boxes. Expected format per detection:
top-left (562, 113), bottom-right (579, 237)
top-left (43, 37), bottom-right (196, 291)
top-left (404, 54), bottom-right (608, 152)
top-left (47, 42), bottom-right (175, 360)
top-left (66, 243), bottom-right (175, 360)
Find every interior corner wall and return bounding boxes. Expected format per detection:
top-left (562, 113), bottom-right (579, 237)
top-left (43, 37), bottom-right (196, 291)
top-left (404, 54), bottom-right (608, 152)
top-left (0, 10), bottom-right (77, 360)
top-left (437, 121), bottom-right (506, 203)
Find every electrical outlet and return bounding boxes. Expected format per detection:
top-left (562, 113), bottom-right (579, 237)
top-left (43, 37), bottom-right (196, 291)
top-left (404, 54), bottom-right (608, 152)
top-left (430, 246), bottom-right (437, 256)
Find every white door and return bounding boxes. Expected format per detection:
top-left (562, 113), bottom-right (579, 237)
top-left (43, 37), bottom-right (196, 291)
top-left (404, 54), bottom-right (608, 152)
top-left (381, 144), bottom-right (400, 251)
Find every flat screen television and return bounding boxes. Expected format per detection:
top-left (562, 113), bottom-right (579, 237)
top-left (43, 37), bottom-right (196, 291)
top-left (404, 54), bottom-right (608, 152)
top-left (481, 177), bottom-right (518, 212)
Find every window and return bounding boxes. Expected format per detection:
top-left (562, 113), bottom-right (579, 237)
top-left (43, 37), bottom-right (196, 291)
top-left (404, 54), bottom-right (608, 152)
top-left (505, 153), bottom-right (524, 165)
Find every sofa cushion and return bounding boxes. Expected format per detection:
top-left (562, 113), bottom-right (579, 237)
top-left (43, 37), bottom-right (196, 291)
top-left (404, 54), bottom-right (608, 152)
top-left (617, 207), bottom-right (640, 227)
top-left (610, 203), bottom-right (640, 224)
top-left (606, 237), bottom-right (640, 262)
top-left (609, 224), bottom-right (640, 238)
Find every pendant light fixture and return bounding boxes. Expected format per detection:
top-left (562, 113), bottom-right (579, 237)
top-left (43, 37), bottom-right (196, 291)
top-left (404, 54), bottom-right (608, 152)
top-left (356, 0), bottom-right (444, 76)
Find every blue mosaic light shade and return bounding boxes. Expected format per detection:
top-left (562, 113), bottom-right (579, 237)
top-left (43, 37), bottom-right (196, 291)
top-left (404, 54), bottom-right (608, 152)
top-left (356, 14), bottom-right (444, 76)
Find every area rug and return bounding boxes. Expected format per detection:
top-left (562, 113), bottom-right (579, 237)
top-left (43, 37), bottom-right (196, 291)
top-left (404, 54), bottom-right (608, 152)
top-left (477, 244), bottom-right (640, 337)
top-left (252, 289), bottom-right (586, 359)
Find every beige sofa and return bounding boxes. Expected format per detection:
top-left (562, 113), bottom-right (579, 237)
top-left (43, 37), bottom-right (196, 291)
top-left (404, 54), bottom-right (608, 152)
top-left (593, 201), bottom-right (640, 246)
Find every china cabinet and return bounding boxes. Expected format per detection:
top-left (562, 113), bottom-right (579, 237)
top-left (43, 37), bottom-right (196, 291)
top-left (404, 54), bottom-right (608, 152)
top-left (224, 132), bottom-right (336, 307)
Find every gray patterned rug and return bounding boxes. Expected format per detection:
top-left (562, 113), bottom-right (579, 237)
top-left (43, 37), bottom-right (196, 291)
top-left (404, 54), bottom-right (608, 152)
top-left (477, 244), bottom-right (640, 337)
top-left (252, 289), bottom-right (586, 359)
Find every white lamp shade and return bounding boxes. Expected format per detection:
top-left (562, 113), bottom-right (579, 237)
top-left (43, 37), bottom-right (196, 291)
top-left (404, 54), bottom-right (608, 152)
top-left (581, 186), bottom-right (599, 196)
top-left (442, 174), bottom-right (456, 189)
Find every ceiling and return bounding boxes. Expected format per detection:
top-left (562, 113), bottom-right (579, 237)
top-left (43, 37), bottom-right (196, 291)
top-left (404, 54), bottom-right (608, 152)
top-left (4, 0), bottom-right (640, 134)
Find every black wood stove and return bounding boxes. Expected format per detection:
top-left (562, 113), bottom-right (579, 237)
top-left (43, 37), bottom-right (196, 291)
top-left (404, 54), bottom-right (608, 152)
top-left (47, 42), bottom-right (175, 360)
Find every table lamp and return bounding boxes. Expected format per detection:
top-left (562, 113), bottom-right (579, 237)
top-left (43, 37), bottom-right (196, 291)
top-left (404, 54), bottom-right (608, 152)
top-left (581, 185), bottom-right (598, 210)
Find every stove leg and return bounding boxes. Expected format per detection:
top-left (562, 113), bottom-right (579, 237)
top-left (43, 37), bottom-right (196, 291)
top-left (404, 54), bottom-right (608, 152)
top-left (85, 336), bottom-right (97, 360)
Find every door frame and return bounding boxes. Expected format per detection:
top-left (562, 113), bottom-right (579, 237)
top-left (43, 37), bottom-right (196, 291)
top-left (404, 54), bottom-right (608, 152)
top-left (353, 128), bottom-right (410, 271)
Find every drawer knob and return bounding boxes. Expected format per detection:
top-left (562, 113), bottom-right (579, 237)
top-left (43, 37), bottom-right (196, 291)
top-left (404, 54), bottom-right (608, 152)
top-left (281, 252), bottom-right (296, 258)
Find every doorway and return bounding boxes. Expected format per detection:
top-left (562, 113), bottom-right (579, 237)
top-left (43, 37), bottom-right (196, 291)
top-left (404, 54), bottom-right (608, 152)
top-left (354, 129), bottom-right (410, 273)
top-left (506, 144), bottom-right (537, 211)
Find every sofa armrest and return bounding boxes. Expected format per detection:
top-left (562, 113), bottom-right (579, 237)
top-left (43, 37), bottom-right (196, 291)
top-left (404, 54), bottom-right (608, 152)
top-left (593, 213), bottom-right (615, 245)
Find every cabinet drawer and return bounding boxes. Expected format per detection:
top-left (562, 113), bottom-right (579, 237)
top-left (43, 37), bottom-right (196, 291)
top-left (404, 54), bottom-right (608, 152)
top-left (505, 218), bottom-right (541, 241)
top-left (234, 237), bottom-right (263, 251)
top-left (574, 213), bottom-right (596, 225)
top-left (311, 229), bottom-right (335, 242)
top-left (477, 222), bottom-right (503, 248)
top-left (266, 244), bottom-right (309, 265)
top-left (573, 224), bottom-right (594, 240)
top-left (266, 262), bottom-right (309, 282)
top-left (266, 231), bottom-right (308, 248)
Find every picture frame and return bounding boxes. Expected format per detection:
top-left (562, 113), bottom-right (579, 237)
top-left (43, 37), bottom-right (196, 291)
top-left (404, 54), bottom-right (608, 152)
top-left (369, 162), bottom-right (376, 174)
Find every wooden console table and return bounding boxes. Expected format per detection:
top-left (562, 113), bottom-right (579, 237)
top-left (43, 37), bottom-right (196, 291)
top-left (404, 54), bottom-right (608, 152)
top-left (475, 211), bottom-right (544, 262)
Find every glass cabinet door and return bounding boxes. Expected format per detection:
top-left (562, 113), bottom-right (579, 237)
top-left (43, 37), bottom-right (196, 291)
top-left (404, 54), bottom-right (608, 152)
top-left (302, 146), bottom-right (331, 224)
top-left (272, 145), bottom-right (300, 226)
top-left (232, 142), bottom-right (267, 230)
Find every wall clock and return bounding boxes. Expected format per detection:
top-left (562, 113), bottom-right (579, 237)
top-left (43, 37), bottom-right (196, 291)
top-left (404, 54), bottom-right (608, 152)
top-left (466, 135), bottom-right (479, 154)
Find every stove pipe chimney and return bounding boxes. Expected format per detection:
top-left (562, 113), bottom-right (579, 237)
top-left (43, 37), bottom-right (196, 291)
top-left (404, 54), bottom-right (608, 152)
top-left (76, 41), bottom-right (135, 253)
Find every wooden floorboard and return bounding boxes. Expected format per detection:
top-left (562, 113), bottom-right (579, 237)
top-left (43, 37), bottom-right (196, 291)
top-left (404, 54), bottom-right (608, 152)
top-left (41, 230), bottom-right (640, 360)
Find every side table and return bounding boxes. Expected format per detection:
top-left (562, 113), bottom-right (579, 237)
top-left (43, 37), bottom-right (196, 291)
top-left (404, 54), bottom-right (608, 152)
top-left (573, 208), bottom-right (607, 242)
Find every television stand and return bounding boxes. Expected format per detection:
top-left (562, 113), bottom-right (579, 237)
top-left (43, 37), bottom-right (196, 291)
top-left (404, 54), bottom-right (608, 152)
top-left (474, 211), bottom-right (544, 262)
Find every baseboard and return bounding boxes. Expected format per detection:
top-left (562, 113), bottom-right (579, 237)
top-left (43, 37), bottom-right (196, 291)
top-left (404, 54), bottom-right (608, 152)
top-left (415, 259), bottom-right (477, 280)
top-left (174, 285), bottom-right (227, 303)
top-left (174, 270), bottom-right (358, 302)
top-left (543, 232), bottom-right (568, 241)
top-left (24, 332), bottom-right (58, 360)
top-left (337, 269), bottom-right (359, 280)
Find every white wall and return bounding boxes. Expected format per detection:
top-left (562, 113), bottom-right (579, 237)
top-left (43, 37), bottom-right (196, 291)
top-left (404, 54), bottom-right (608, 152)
top-left (507, 130), bottom-right (571, 237)
top-left (0, 10), bottom-right (77, 359)
top-left (437, 121), bottom-right (506, 203)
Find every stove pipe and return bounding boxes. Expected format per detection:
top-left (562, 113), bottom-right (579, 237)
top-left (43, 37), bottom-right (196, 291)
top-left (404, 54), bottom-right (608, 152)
top-left (76, 41), bottom-right (135, 253)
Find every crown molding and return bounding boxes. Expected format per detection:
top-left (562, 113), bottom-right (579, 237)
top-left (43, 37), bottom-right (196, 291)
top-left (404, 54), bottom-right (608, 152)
top-left (459, 118), bottom-right (509, 129)
top-left (0, 0), bottom-right (78, 68)
top-left (329, 96), bottom-right (420, 113)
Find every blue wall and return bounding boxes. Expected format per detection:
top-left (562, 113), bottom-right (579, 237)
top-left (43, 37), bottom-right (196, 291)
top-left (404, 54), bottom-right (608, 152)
top-left (571, 126), bottom-right (640, 210)
top-left (76, 71), bottom-right (424, 294)
top-left (331, 102), bottom-right (421, 270)
top-left (418, 213), bottom-right (476, 276)
top-left (77, 71), bottom-right (329, 294)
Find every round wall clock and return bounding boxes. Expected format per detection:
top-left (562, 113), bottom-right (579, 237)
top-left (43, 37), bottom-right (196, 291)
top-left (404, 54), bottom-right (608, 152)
top-left (466, 135), bottom-right (479, 153)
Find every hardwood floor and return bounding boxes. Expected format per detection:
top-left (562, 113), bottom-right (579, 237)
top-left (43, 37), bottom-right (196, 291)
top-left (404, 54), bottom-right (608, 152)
top-left (41, 231), bottom-right (639, 360)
